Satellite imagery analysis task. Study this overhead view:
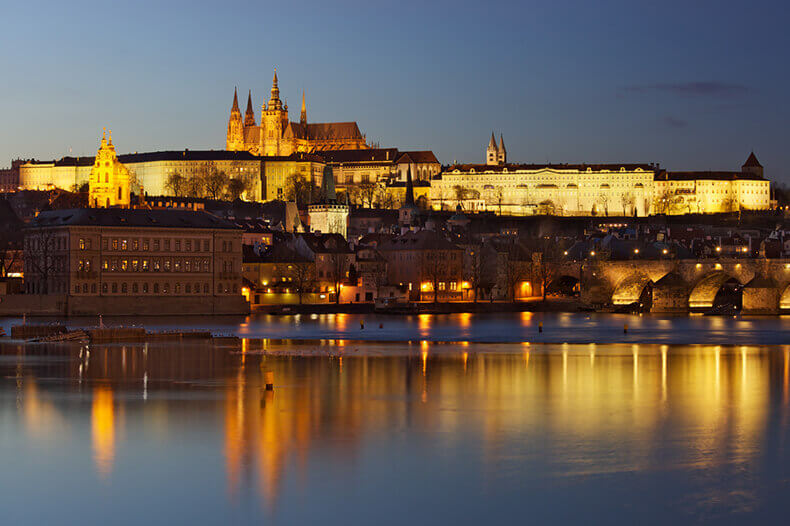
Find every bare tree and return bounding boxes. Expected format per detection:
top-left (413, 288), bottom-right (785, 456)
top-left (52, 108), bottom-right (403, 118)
top-left (531, 237), bottom-right (563, 301)
top-left (465, 246), bottom-right (485, 303)
top-left (227, 178), bottom-right (248, 201)
top-left (24, 228), bottom-right (60, 294)
top-left (620, 191), bottom-right (635, 216)
top-left (358, 183), bottom-right (377, 208)
top-left (203, 168), bottom-right (228, 200)
top-left (453, 185), bottom-right (468, 205)
top-left (327, 252), bottom-right (350, 304)
top-left (280, 261), bottom-right (315, 305)
top-left (286, 173), bottom-right (314, 208)
top-left (165, 172), bottom-right (187, 197)
top-left (421, 251), bottom-right (448, 303)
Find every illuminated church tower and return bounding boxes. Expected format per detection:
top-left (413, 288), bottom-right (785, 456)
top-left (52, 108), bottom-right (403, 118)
top-left (226, 88), bottom-right (244, 150)
top-left (89, 129), bottom-right (131, 208)
top-left (260, 69), bottom-right (287, 156)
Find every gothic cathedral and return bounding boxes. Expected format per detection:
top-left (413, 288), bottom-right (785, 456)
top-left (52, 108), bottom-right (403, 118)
top-left (226, 70), bottom-right (368, 156)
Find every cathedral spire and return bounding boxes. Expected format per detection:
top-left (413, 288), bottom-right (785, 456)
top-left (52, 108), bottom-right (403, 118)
top-left (300, 89), bottom-right (307, 125)
top-left (101, 128), bottom-right (107, 147)
top-left (231, 87), bottom-right (240, 113)
top-left (405, 165), bottom-right (415, 206)
top-left (244, 90), bottom-right (256, 126)
top-left (269, 68), bottom-right (282, 109)
top-left (488, 132), bottom-right (496, 150)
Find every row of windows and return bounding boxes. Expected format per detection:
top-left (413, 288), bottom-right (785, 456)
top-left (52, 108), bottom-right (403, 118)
top-left (73, 282), bottom-right (238, 294)
top-left (92, 257), bottom-right (214, 273)
top-left (87, 237), bottom-right (215, 253)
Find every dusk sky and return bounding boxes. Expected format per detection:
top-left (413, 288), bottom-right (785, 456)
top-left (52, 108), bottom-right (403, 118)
top-left (2, 0), bottom-right (788, 179)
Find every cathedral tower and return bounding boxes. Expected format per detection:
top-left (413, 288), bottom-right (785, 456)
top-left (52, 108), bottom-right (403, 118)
top-left (498, 134), bottom-right (507, 165)
top-left (260, 69), bottom-right (289, 156)
top-left (244, 90), bottom-right (256, 127)
top-left (226, 88), bottom-right (244, 150)
top-left (89, 129), bottom-right (131, 208)
top-left (486, 132), bottom-right (498, 165)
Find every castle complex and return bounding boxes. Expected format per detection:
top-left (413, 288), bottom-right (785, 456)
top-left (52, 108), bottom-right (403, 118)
top-left (226, 70), bottom-right (368, 156)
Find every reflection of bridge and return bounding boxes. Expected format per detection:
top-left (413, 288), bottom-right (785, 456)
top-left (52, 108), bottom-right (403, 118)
top-left (560, 259), bottom-right (790, 314)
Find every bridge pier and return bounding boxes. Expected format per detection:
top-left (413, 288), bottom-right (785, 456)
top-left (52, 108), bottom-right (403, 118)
top-left (650, 273), bottom-right (689, 313)
top-left (742, 275), bottom-right (779, 315)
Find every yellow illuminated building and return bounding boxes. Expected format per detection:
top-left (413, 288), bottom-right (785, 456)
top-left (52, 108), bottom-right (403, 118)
top-left (88, 130), bottom-right (131, 208)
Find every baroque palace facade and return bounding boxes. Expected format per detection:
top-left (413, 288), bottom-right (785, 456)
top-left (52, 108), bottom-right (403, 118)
top-left (429, 138), bottom-right (771, 216)
top-left (226, 70), bottom-right (368, 156)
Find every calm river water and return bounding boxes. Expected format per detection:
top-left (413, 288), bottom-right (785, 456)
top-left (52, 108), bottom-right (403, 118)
top-left (2, 315), bottom-right (790, 524)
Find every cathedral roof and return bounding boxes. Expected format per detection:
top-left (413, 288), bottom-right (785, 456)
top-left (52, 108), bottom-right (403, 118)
top-left (285, 121), bottom-right (364, 141)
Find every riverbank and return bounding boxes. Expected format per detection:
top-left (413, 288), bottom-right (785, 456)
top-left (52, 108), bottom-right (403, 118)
top-left (254, 298), bottom-right (582, 315)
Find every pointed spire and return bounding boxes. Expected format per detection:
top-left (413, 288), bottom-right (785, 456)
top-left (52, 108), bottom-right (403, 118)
top-left (488, 132), bottom-right (497, 150)
top-left (108, 129), bottom-right (113, 146)
top-left (269, 68), bottom-right (282, 109)
top-left (101, 127), bottom-right (107, 147)
top-left (743, 151), bottom-right (762, 168)
top-left (231, 87), bottom-right (240, 113)
top-left (321, 167), bottom-right (336, 203)
top-left (405, 165), bottom-right (415, 206)
top-left (300, 89), bottom-right (307, 125)
top-left (244, 90), bottom-right (256, 126)
top-left (499, 134), bottom-right (506, 153)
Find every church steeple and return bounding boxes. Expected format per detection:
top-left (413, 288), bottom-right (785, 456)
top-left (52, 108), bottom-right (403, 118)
top-left (498, 134), bottom-right (506, 164)
top-left (231, 87), bottom-right (240, 113)
top-left (269, 68), bottom-right (282, 110)
top-left (226, 87), bottom-right (244, 151)
top-left (486, 132), bottom-right (498, 165)
top-left (300, 89), bottom-right (307, 125)
top-left (244, 90), bottom-right (256, 126)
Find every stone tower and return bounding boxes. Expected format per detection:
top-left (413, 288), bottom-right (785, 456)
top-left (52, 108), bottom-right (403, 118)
top-left (308, 166), bottom-right (349, 238)
top-left (260, 69), bottom-right (288, 156)
top-left (742, 152), bottom-right (763, 178)
top-left (498, 134), bottom-right (507, 165)
top-left (89, 130), bottom-right (131, 208)
top-left (486, 132), bottom-right (498, 166)
top-left (226, 88), bottom-right (244, 150)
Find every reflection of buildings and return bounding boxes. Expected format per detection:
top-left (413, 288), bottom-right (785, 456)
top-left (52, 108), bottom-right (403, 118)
top-left (5, 340), bottom-right (790, 511)
top-left (91, 385), bottom-right (116, 478)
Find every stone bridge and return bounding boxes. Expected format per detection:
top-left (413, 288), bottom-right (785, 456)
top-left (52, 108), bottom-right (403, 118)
top-left (549, 258), bottom-right (790, 314)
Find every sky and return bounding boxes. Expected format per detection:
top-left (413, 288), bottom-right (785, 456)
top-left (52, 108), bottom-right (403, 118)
top-left (1, 0), bottom-right (788, 180)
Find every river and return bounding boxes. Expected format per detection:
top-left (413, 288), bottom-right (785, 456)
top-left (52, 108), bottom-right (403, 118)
top-left (1, 315), bottom-right (790, 524)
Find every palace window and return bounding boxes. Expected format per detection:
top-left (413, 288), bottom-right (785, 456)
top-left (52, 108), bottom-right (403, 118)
top-left (121, 239), bottom-right (127, 251)
top-left (79, 238), bottom-right (86, 250)
top-left (121, 259), bottom-right (128, 271)
top-left (154, 239), bottom-right (160, 251)
top-left (112, 239), bottom-right (118, 250)
top-left (132, 259), bottom-right (139, 272)
top-left (121, 283), bottom-right (128, 293)
top-left (142, 283), bottom-right (148, 293)
top-left (112, 283), bottom-right (118, 293)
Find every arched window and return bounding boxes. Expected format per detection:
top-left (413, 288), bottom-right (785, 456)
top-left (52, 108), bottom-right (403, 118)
top-left (153, 283), bottom-right (159, 293)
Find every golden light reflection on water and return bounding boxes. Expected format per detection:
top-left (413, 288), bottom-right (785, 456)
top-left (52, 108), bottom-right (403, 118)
top-left (91, 385), bottom-right (116, 479)
top-left (5, 341), bottom-right (788, 511)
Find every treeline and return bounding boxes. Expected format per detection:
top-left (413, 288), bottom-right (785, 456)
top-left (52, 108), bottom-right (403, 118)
top-left (164, 161), bottom-right (254, 200)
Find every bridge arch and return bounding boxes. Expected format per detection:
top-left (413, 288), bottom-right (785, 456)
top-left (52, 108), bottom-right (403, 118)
top-left (688, 272), bottom-right (743, 310)
top-left (779, 283), bottom-right (790, 311)
top-left (611, 273), bottom-right (654, 306)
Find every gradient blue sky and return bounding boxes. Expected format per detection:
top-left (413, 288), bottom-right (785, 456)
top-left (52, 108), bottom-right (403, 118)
top-left (2, 0), bottom-right (788, 179)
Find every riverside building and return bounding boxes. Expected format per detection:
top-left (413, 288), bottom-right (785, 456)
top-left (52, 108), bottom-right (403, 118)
top-left (23, 208), bottom-right (247, 315)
